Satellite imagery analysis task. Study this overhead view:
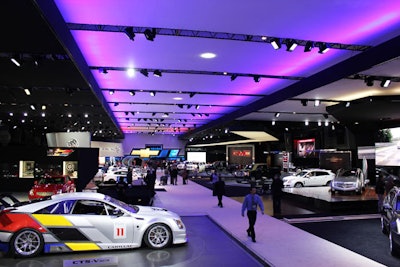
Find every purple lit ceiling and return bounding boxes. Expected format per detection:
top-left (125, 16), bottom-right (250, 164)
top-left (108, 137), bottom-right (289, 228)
top-left (38, 0), bottom-right (400, 136)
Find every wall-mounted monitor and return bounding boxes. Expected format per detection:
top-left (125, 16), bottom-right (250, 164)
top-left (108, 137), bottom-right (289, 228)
top-left (375, 127), bottom-right (400, 166)
top-left (293, 138), bottom-right (316, 158)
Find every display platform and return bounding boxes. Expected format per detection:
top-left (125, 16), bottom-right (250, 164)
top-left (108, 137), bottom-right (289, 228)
top-left (282, 186), bottom-right (378, 214)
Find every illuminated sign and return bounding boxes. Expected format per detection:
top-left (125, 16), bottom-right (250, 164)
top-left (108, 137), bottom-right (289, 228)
top-left (47, 148), bottom-right (74, 157)
top-left (130, 148), bottom-right (160, 158)
top-left (232, 150), bottom-right (251, 157)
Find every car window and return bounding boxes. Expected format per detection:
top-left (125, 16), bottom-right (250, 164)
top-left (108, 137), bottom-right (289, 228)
top-left (70, 200), bottom-right (120, 216)
top-left (35, 200), bottom-right (75, 214)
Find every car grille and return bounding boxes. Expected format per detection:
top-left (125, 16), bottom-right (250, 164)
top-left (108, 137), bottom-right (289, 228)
top-left (335, 182), bottom-right (355, 188)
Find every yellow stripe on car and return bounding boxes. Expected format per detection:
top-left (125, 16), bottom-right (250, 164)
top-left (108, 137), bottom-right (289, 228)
top-left (65, 242), bottom-right (100, 251)
top-left (32, 214), bottom-right (73, 226)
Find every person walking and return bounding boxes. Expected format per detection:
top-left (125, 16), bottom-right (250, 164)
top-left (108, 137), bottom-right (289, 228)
top-left (213, 176), bottom-right (225, 207)
top-left (241, 187), bottom-right (264, 242)
top-left (375, 173), bottom-right (386, 212)
top-left (271, 173), bottom-right (284, 215)
top-left (170, 165), bottom-right (178, 185)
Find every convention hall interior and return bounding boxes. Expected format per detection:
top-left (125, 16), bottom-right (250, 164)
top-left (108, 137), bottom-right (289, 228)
top-left (1, 1), bottom-right (400, 266)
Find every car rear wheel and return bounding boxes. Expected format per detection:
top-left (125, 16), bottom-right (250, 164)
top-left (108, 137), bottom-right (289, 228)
top-left (10, 229), bottom-right (44, 257)
top-left (325, 181), bottom-right (331, 186)
top-left (144, 223), bottom-right (172, 249)
top-left (294, 182), bottom-right (303, 188)
top-left (389, 231), bottom-right (400, 256)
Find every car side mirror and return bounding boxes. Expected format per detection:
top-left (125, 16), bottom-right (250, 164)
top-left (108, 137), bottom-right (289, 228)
top-left (112, 208), bottom-right (124, 217)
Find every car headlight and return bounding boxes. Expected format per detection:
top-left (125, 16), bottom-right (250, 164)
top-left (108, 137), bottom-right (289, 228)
top-left (174, 219), bottom-right (184, 229)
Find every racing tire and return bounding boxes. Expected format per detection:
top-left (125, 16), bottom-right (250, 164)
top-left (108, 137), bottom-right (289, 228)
top-left (10, 228), bottom-right (44, 258)
top-left (389, 231), bottom-right (400, 257)
top-left (294, 183), bottom-right (303, 188)
top-left (144, 223), bottom-right (172, 249)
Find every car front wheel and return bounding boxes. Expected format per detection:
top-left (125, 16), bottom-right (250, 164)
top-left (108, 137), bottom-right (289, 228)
top-left (294, 182), bottom-right (303, 188)
top-left (10, 229), bottom-right (44, 257)
top-left (144, 223), bottom-right (172, 249)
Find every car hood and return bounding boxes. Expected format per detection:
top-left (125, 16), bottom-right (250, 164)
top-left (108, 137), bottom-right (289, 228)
top-left (282, 175), bottom-right (297, 181)
top-left (32, 184), bottom-right (63, 191)
top-left (334, 176), bottom-right (358, 182)
top-left (137, 206), bottom-right (178, 217)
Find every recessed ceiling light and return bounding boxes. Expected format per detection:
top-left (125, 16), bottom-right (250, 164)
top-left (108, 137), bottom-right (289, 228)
top-left (200, 52), bottom-right (216, 59)
top-left (173, 97), bottom-right (183, 100)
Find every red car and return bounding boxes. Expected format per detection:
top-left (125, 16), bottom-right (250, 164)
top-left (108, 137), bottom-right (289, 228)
top-left (28, 175), bottom-right (76, 200)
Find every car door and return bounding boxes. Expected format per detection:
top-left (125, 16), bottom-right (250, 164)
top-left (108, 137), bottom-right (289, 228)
top-left (69, 200), bottom-right (137, 248)
top-left (313, 171), bottom-right (330, 186)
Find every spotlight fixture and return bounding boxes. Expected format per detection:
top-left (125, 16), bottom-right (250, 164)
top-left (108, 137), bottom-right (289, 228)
top-left (301, 99), bottom-right (308, 106)
top-left (153, 70), bottom-right (162, 77)
top-left (230, 74), bottom-right (238, 81)
top-left (41, 104), bottom-right (46, 110)
top-left (129, 90), bottom-right (135, 96)
top-left (304, 41), bottom-right (314, 52)
top-left (144, 28), bottom-right (156, 41)
top-left (30, 104), bottom-right (36, 110)
top-left (380, 79), bottom-right (391, 88)
top-left (253, 75), bottom-right (261, 83)
top-left (177, 104), bottom-right (184, 109)
top-left (109, 90), bottom-right (115, 95)
top-left (114, 102), bottom-right (119, 107)
top-left (323, 114), bottom-right (329, 119)
top-left (123, 26), bottom-right (136, 41)
top-left (140, 69), bottom-right (149, 77)
top-left (272, 120), bottom-right (276, 125)
top-left (10, 55), bottom-right (21, 67)
top-left (345, 101), bottom-right (350, 108)
top-left (274, 112), bottom-right (280, 118)
top-left (189, 92), bottom-right (196, 98)
top-left (195, 105), bottom-right (200, 110)
top-left (24, 88), bottom-right (31, 96)
top-left (150, 91), bottom-right (156, 97)
top-left (270, 38), bottom-right (281, 50)
top-left (314, 100), bottom-right (320, 107)
top-left (305, 120), bottom-right (309, 126)
top-left (152, 112), bottom-right (156, 116)
top-left (318, 42), bottom-right (330, 54)
top-left (187, 104), bottom-right (192, 109)
top-left (99, 68), bottom-right (108, 74)
top-left (286, 39), bottom-right (298, 52)
top-left (364, 76), bottom-right (374, 86)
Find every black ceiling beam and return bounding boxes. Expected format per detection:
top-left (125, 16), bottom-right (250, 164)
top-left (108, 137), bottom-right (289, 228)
top-left (33, 0), bottom-right (123, 138)
top-left (182, 34), bottom-right (400, 139)
top-left (68, 23), bottom-right (371, 52)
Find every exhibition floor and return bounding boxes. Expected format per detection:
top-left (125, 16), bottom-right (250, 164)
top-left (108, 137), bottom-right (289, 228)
top-left (0, 173), bottom-right (393, 267)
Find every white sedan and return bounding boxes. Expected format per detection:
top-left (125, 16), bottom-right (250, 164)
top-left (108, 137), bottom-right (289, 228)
top-left (0, 192), bottom-right (187, 258)
top-left (282, 169), bottom-right (335, 188)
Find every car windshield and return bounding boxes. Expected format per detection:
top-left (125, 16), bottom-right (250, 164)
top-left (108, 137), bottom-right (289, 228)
top-left (339, 170), bottom-right (357, 177)
top-left (296, 171), bottom-right (309, 177)
top-left (105, 195), bottom-right (139, 213)
top-left (38, 177), bottom-right (64, 185)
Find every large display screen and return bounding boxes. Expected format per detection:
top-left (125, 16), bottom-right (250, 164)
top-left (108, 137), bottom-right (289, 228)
top-left (187, 152), bottom-right (206, 163)
top-left (168, 149), bottom-right (180, 158)
top-left (294, 138), bottom-right (316, 158)
top-left (375, 127), bottom-right (400, 166)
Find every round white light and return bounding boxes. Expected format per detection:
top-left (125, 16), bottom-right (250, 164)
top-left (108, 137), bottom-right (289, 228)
top-left (200, 52), bottom-right (216, 59)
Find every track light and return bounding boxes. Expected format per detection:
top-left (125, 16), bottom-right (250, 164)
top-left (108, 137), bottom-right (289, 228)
top-left (195, 105), bottom-right (200, 110)
top-left (314, 100), bottom-right (320, 107)
top-left (24, 88), bottom-right (31, 96)
top-left (189, 92), bottom-right (196, 98)
top-left (345, 102), bottom-right (350, 108)
top-left (270, 38), bottom-right (281, 50)
top-left (274, 112), bottom-right (280, 118)
top-left (187, 104), bottom-right (192, 109)
top-left (123, 26), bottom-right (135, 41)
top-left (177, 104), bottom-right (184, 109)
top-left (301, 99), bottom-right (308, 106)
top-left (11, 55), bottom-right (21, 67)
top-left (323, 114), bottom-right (329, 119)
top-left (99, 68), bottom-right (108, 74)
top-left (140, 69), bottom-right (149, 77)
top-left (230, 74), bottom-right (238, 81)
top-left (253, 76), bottom-right (261, 82)
top-left (153, 70), bottom-right (162, 77)
top-left (380, 79), bottom-right (391, 88)
top-left (305, 120), bottom-right (309, 126)
top-left (272, 120), bottom-right (276, 125)
top-left (109, 90), bottom-right (115, 95)
top-left (318, 42), bottom-right (330, 54)
top-left (144, 28), bottom-right (156, 41)
top-left (129, 90), bottom-right (135, 96)
top-left (304, 41), bottom-right (314, 52)
top-left (364, 76), bottom-right (374, 86)
top-left (114, 102), bottom-right (119, 107)
top-left (286, 39), bottom-right (298, 52)
top-left (41, 104), bottom-right (46, 110)
top-left (150, 91), bottom-right (156, 96)
top-left (30, 104), bottom-right (36, 110)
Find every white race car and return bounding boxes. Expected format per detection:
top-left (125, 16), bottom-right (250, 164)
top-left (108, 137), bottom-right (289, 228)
top-left (282, 169), bottom-right (335, 188)
top-left (0, 192), bottom-right (187, 258)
